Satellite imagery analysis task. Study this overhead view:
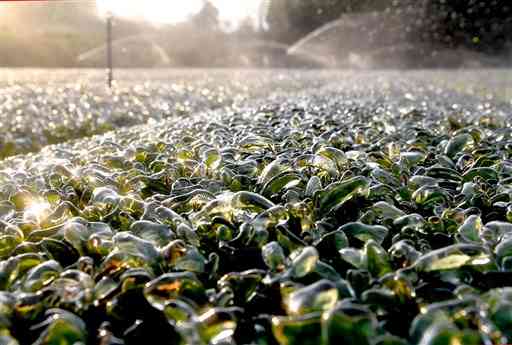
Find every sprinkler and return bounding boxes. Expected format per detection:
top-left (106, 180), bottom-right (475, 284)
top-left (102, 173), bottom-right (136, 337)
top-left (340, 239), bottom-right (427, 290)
top-left (107, 11), bottom-right (113, 88)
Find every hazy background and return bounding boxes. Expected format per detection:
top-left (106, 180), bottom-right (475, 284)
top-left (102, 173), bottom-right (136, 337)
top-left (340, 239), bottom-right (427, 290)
top-left (0, 0), bottom-right (511, 69)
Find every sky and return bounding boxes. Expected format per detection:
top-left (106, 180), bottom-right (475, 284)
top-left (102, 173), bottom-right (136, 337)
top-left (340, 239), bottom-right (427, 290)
top-left (96, 0), bottom-right (263, 27)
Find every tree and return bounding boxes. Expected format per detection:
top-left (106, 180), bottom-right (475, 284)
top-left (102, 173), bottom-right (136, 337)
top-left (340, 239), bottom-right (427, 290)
top-left (193, 0), bottom-right (220, 31)
top-left (423, 0), bottom-right (512, 52)
top-left (265, 0), bottom-right (395, 43)
top-left (265, 0), bottom-right (511, 54)
top-left (236, 17), bottom-right (258, 39)
top-left (265, 0), bottom-right (294, 42)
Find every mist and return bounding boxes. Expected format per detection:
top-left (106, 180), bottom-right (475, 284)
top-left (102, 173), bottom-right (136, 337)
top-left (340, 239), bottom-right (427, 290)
top-left (0, 0), bottom-right (510, 69)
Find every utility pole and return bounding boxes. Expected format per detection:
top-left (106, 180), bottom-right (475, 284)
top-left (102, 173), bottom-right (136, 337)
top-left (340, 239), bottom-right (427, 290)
top-left (107, 11), bottom-right (113, 88)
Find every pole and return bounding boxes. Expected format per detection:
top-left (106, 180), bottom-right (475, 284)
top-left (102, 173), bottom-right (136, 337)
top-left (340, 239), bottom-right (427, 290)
top-left (107, 12), bottom-right (113, 88)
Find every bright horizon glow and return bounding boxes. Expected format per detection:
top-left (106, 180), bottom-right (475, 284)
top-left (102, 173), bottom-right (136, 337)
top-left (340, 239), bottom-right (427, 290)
top-left (96, 0), bottom-right (262, 27)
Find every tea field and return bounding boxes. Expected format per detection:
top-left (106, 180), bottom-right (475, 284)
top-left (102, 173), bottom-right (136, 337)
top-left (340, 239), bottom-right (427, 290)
top-left (0, 69), bottom-right (512, 345)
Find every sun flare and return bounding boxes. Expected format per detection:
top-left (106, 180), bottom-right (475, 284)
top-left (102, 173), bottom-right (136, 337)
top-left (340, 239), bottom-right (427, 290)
top-left (24, 201), bottom-right (51, 224)
top-left (96, 0), bottom-right (262, 25)
top-left (97, 0), bottom-right (202, 23)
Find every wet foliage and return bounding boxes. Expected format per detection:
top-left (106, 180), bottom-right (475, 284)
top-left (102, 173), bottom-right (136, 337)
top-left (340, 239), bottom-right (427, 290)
top-left (0, 70), bottom-right (326, 159)
top-left (0, 70), bottom-right (511, 344)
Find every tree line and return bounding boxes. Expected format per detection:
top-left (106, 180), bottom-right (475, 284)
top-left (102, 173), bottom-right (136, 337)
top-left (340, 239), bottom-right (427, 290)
top-left (265, 0), bottom-right (512, 53)
top-left (0, 0), bottom-right (510, 68)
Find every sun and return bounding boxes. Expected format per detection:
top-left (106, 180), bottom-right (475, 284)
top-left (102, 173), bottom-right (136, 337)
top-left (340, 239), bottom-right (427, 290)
top-left (96, 0), bottom-right (204, 24)
top-left (96, 0), bottom-right (262, 26)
